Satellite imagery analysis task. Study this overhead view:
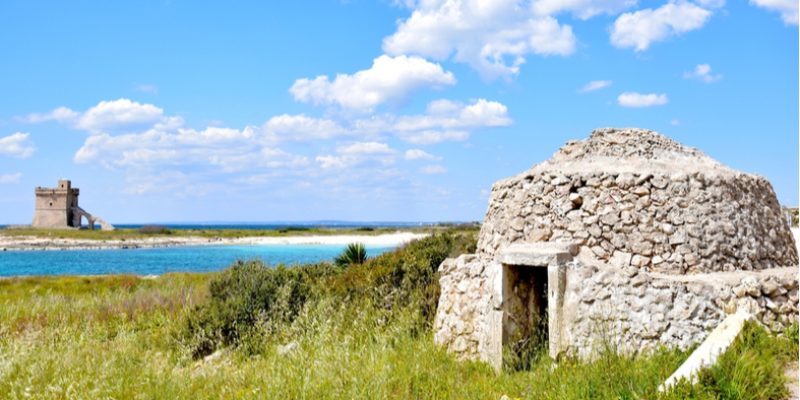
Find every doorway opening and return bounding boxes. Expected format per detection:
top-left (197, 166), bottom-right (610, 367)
top-left (502, 265), bottom-right (549, 370)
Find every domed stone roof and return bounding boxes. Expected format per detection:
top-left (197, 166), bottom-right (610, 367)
top-left (532, 127), bottom-right (733, 176)
top-left (477, 128), bottom-right (797, 274)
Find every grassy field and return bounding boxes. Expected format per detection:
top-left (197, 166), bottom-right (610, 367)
top-left (0, 232), bottom-right (796, 399)
top-left (0, 224), bottom-right (478, 241)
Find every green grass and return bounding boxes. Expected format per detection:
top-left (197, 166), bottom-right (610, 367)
top-left (0, 232), bottom-right (796, 399)
top-left (784, 207), bottom-right (799, 227)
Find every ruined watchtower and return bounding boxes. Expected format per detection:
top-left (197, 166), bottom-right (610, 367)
top-left (32, 180), bottom-right (114, 230)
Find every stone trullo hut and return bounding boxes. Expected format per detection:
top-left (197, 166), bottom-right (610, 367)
top-left (434, 128), bottom-right (798, 370)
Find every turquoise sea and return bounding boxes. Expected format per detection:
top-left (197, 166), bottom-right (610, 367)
top-left (0, 244), bottom-right (394, 277)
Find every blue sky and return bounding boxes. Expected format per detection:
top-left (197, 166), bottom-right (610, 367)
top-left (0, 0), bottom-right (796, 223)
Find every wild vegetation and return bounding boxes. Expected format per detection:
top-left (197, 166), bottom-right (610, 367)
top-left (0, 231), bottom-right (796, 399)
top-left (334, 242), bottom-right (368, 267)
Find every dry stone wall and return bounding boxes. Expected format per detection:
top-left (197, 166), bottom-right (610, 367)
top-left (559, 260), bottom-right (798, 358)
top-left (433, 255), bottom-right (498, 361)
top-left (434, 255), bottom-right (799, 361)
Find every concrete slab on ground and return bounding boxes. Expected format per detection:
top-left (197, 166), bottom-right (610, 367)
top-left (659, 310), bottom-right (753, 392)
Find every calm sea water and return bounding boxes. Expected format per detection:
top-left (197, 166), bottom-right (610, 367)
top-left (0, 244), bottom-right (394, 277)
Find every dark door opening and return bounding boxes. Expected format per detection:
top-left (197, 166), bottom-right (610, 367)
top-left (503, 266), bottom-right (549, 369)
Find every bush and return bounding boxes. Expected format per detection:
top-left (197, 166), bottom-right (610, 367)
top-left (322, 232), bottom-right (477, 328)
top-left (138, 225), bottom-right (172, 234)
top-left (277, 226), bottom-right (310, 233)
top-left (181, 232), bottom-right (477, 358)
top-left (182, 260), bottom-right (337, 358)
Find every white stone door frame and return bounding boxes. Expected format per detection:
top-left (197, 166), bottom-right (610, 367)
top-left (488, 242), bottom-right (576, 370)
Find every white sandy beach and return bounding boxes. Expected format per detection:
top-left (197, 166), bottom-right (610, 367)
top-left (0, 231), bottom-right (429, 251)
top-left (229, 232), bottom-right (428, 246)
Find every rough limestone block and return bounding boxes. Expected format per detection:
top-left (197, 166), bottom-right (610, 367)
top-left (497, 242), bottom-right (577, 267)
top-left (659, 310), bottom-right (753, 392)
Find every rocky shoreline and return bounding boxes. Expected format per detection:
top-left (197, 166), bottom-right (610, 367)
top-left (0, 232), bottom-right (429, 251)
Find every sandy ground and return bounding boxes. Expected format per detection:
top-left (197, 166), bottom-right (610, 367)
top-left (0, 232), bottom-right (429, 251)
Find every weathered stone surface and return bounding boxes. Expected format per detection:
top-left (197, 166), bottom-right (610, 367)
top-left (497, 242), bottom-right (576, 266)
top-left (434, 127), bottom-right (799, 368)
top-left (32, 179), bottom-right (114, 231)
top-left (434, 255), bottom-right (498, 362)
top-left (476, 128), bottom-right (798, 273)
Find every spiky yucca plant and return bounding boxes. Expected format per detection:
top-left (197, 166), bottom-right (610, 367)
top-left (335, 242), bottom-right (367, 267)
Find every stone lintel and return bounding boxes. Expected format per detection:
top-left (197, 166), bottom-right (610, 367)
top-left (497, 242), bottom-right (577, 267)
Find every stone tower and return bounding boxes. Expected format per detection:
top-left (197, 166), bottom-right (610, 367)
top-left (31, 179), bottom-right (114, 230)
top-left (32, 179), bottom-right (80, 228)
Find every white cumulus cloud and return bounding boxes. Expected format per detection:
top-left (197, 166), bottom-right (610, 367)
top-left (750, 0), bottom-right (798, 24)
top-left (57, 95), bottom-right (512, 192)
top-left (404, 149), bottom-right (440, 160)
top-left (617, 92), bottom-right (669, 107)
top-left (316, 142), bottom-right (396, 170)
top-left (73, 124), bottom-right (307, 174)
top-left (290, 55), bottom-right (455, 111)
top-left (77, 98), bottom-right (166, 132)
top-left (388, 99), bottom-right (510, 144)
top-left (0, 132), bottom-right (36, 159)
top-left (338, 142), bottom-right (394, 155)
top-left (391, 99), bottom-right (511, 133)
top-left (683, 64), bottom-right (722, 83)
top-left (264, 114), bottom-right (347, 141)
top-left (533, 0), bottom-right (638, 19)
top-left (579, 80), bottom-right (613, 93)
top-left (611, 1), bottom-right (712, 51)
top-left (23, 99), bottom-right (178, 134)
top-left (401, 130), bottom-right (470, 145)
top-left (382, 0), bottom-right (576, 79)
top-left (24, 106), bottom-right (79, 124)
top-left (327, 98), bottom-right (511, 145)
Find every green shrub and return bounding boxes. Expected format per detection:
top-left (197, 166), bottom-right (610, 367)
top-left (138, 224), bottom-right (172, 234)
top-left (322, 232), bottom-right (477, 328)
top-left (181, 232), bottom-right (477, 358)
top-left (277, 226), bottom-right (310, 233)
top-left (182, 260), bottom-right (337, 358)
